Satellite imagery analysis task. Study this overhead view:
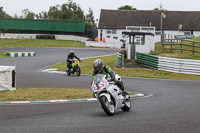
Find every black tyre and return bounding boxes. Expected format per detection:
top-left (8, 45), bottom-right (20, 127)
top-left (99, 96), bottom-right (115, 116)
top-left (75, 66), bottom-right (81, 76)
top-left (66, 69), bottom-right (71, 76)
top-left (121, 97), bottom-right (131, 111)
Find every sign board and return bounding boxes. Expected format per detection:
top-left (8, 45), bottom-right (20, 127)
top-left (174, 35), bottom-right (195, 39)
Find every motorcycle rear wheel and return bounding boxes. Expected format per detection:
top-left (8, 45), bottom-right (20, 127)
top-left (99, 96), bottom-right (115, 116)
top-left (66, 69), bottom-right (71, 76)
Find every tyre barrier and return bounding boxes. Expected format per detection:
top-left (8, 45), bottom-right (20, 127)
top-left (136, 52), bottom-right (200, 76)
top-left (117, 50), bottom-right (126, 68)
top-left (7, 52), bottom-right (36, 57)
top-left (36, 35), bottom-right (55, 39)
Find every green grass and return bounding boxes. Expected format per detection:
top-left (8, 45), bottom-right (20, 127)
top-left (0, 87), bottom-right (136, 101)
top-left (49, 55), bottom-right (200, 80)
top-left (0, 52), bottom-right (9, 58)
top-left (0, 38), bottom-right (86, 57)
top-left (0, 38), bottom-right (85, 48)
top-left (151, 37), bottom-right (200, 60)
top-left (0, 88), bottom-right (93, 101)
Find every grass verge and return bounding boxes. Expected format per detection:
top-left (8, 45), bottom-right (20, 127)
top-left (0, 39), bottom-right (85, 48)
top-left (49, 55), bottom-right (200, 80)
top-left (0, 38), bottom-right (86, 57)
top-left (151, 36), bottom-right (200, 60)
top-left (0, 88), bottom-right (92, 101)
top-left (0, 88), bottom-right (136, 101)
top-left (0, 52), bottom-right (9, 58)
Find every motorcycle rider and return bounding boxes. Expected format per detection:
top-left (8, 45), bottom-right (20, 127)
top-left (66, 50), bottom-right (81, 71)
top-left (92, 59), bottom-right (128, 96)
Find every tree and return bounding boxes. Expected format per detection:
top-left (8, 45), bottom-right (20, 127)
top-left (153, 7), bottom-right (168, 11)
top-left (36, 11), bottom-right (48, 20)
top-left (118, 5), bottom-right (136, 10)
top-left (0, 7), bottom-right (11, 18)
top-left (47, 0), bottom-right (84, 21)
top-left (13, 14), bottom-right (19, 19)
top-left (85, 8), bottom-right (96, 28)
top-left (153, 8), bottom-right (160, 10)
top-left (20, 9), bottom-right (35, 19)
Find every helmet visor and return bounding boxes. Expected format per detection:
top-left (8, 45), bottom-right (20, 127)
top-left (95, 66), bottom-right (101, 71)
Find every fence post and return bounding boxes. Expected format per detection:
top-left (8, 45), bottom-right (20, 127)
top-left (193, 41), bottom-right (195, 54)
top-left (170, 44), bottom-right (172, 51)
top-left (162, 43), bottom-right (164, 50)
top-left (122, 54), bottom-right (124, 67)
top-left (181, 40), bottom-right (183, 53)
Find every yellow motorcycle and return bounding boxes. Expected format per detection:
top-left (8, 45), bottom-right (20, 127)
top-left (66, 59), bottom-right (81, 76)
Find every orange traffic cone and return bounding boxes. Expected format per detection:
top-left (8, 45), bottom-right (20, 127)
top-left (102, 38), bottom-right (106, 42)
top-left (94, 37), bottom-right (98, 42)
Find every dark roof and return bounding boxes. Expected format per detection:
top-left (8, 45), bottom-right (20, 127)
top-left (122, 31), bottom-right (154, 36)
top-left (99, 9), bottom-right (200, 31)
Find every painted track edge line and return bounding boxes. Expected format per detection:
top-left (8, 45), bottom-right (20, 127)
top-left (37, 53), bottom-right (117, 72)
top-left (0, 93), bottom-right (146, 104)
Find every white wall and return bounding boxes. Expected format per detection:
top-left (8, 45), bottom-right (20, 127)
top-left (0, 33), bottom-right (88, 42)
top-left (164, 30), bottom-right (183, 39)
top-left (154, 30), bottom-right (181, 43)
top-left (126, 35), bottom-right (155, 54)
top-left (155, 30), bottom-right (200, 43)
top-left (193, 31), bottom-right (200, 37)
top-left (99, 28), bottom-right (155, 53)
top-left (98, 29), bottom-right (126, 47)
top-left (85, 41), bottom-right (121, 48)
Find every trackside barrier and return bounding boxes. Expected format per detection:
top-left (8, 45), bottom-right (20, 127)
top-left (0, 66), bottom-right (16, 91)
top-left (136, 52), bottom-right (200, 76)
top-left (7, 52), bottom-right (36, 57)
top-left (136, 52), bottom-right (158, 69)
top-left (117, 50), bottom-right (125, 68)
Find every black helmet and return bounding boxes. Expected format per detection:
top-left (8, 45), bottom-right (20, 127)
top-left (93, 59), bottom-right (103, 73)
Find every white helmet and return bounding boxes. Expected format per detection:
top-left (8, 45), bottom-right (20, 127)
top-left (70, 50), bottom-right (74, 54)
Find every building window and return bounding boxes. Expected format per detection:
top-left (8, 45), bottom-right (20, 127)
top-left (133, 35), bottom-right (145, 45)
top-left (184, 31), bottom-right (191, 35)
top-left (106, 30), bottom-right (111, 34)
top-left (155, 31), bottom-right (161, 35)
top-left (106, 29), bottom-right (117, 34)
top-left (112, 29), bottom-right (116, 34)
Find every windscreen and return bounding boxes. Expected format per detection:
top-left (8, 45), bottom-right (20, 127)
top-left (94, 74), bottom-right (105, 85)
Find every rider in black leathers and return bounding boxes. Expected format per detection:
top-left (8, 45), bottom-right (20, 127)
top-left (66, 50), bottom-right (81, 70)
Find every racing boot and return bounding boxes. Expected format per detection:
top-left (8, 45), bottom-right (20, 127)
top-left (122, 90), bottom-right (128, 96)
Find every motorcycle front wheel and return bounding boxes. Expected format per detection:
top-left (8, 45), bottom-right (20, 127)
top-left (99, 96), bottom-right (115, 116)
top-left (75, 66), bottom-right (81, 76)
top-left (121, 97), bottom-right (131, 111)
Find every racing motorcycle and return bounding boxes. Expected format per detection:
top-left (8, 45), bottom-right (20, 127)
top-left (91, 74), bottom-right (131, 116)
top-left (66, 59), bottom-right (81, 76)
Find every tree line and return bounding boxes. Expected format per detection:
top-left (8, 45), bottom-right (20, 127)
top-left (0, 0), bottom-right (96, 28)
top-left (0, 1), bottom-right (164, 29)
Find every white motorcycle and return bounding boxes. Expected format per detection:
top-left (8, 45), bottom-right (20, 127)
top-left (91, 74), bottom-right (131, 116)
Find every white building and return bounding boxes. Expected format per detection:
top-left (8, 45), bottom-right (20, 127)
top-left (98, 9), bottom-right (199, 51)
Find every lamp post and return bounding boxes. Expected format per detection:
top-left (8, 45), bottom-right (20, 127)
top-left (160, 12), bottom-right (166, 42)
top-left (179, 24), bottom-right (182, 35)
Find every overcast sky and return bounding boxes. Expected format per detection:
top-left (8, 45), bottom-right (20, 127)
top-left (1, 0), bottom-right (200, 20)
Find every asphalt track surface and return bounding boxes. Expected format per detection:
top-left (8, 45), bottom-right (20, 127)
top-left (0, 48), bottom-right (200, 133)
